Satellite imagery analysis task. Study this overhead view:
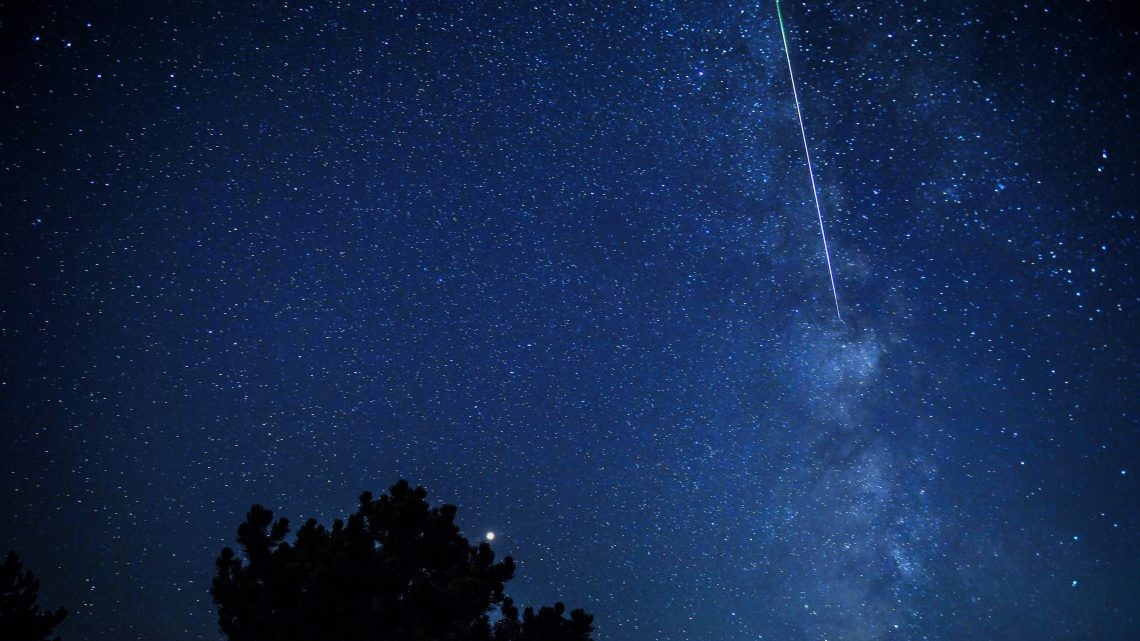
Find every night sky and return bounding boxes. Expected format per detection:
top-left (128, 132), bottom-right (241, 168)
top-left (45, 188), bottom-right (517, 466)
top-left (1, 1), bottom-right (1137, 640)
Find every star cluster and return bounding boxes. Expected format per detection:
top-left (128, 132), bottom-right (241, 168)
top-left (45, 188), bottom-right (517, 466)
top-left (1, 2), bottom-right (1136, 640)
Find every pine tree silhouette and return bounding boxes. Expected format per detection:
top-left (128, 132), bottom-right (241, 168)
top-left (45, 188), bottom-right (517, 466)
top-left (0, 551), bottom-right (67, 641)
top-left (212, 480), bottom-right (593, 641)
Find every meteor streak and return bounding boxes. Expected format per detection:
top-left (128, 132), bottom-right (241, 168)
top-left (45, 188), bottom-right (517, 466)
top-left (776, 0), bottom-right (842, 322)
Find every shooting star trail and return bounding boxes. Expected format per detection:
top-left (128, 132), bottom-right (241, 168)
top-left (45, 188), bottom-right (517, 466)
top-left (776, 0), bottom-right (842, 322)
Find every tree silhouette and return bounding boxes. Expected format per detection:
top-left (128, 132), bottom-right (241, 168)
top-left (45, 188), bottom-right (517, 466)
top-left (493, 599), bottom-right (596, 641)
top-left (212, 480), bottom-right (593, 641)
top-left (0, 551), bottom-right (67, 641)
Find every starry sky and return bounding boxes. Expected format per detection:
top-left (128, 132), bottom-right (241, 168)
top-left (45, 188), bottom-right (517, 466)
top-left (1, 1), bottom-right (1137, 640)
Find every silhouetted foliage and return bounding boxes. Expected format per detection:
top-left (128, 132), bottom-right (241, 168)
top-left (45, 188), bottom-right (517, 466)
top-left (0, 551), bottom-right (67, 641)
top-left (492, 599), bottom-right (595, 641)
top-left (212, 480), bottom-right (593, 641)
